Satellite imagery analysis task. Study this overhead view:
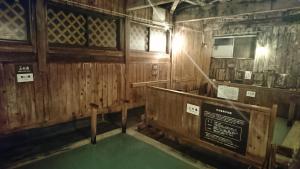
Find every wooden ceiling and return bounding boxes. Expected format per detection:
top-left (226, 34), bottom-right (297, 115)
top-left (126, 0), bottom-right (231, 13)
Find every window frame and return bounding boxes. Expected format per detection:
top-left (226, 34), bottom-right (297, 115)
top-left (47, 2), bottom-right (121, 51)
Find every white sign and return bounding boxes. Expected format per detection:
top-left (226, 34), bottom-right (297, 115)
top-left (246, 91), bottom-right (256, 98)
top-left (186, 103), bottom-right (200, 116)
top-left (16, 64), bottom-right (34, 83)
top-left (244, 71), bottom-right (252, 80)
top-left (217, 85), bottom-right (239, 101)
top-left (17, 73), bottom-right (34, 83)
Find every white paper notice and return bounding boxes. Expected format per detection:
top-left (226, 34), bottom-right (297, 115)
top-left (244, 71), bottom-right (252, 80)
top-left (217, 85), bottom-right (239, 101)
top-left (246, 91), bottom-right (256, 98)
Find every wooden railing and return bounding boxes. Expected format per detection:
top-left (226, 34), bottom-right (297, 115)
top-left (146, 86), bottom-right (277, 168)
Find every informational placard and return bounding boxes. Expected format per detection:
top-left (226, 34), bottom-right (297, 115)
top-left (15, 64), bottom-right (34, 83)
top-left (200, 103), bottom-right (250, 155)
top-left (217, 85), bottom-right (239, 101)
top-left (244, 71), bottom-right (252, 80)
top-left (246, 91), bottom-right (256, 98)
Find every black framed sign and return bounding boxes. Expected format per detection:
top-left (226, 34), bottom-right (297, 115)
top-left (200, 103), bottom-right (250, 155)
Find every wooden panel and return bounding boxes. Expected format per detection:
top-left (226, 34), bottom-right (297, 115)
top-left (146, 86), bottom-right (277, 168)
top-left (172, 22), bottom-right (212, 92)
top-left (213, 81), bottom-right (300, 118)
top-left (0, 62), bottom-right (125, 134)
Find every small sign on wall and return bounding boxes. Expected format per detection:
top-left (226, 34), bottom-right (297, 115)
top-left (246, 91), bottom-right (256, 98)
top-left (217, 85), bottom-right (239, 101)
top-left (186, 103), bottom-right (200, 116)
top-left (15, 64), bottom-right (34, 83)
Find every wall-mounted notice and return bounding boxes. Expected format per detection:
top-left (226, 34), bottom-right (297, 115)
top-left (246, 91), bottom-right (256, 98)
top-left (186, 103), bottom-right (200, 116)
top-left (200, 103), bottom-right (250, 155)
top-left (15, 64), bottom-right (34, 83)
top-left (244, 71), bottom-right (252, 80)
top-left (217, 85), bottom-right (239, 101)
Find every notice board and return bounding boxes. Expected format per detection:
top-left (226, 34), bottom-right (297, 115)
top-left (200, 103), bottom-right (250, 155)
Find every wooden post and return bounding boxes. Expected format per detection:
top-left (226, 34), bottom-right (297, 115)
top-left (36, 0), bottom-right (48, 72)
top-left (90, 103), bottom-right (99, 144)
top-left (122, 102), bottom-right (128, 133)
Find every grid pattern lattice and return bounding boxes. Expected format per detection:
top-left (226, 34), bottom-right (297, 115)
top-left (0, 0), bottom-right (27, 40)
top-left (130, 23), bottom-right (149, 51)
top-left (47, 9), bottom-right (87, 46)
top-left (88, 16), bottom-right (117, 48)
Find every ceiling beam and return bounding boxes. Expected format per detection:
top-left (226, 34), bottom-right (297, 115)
top-left (127, 0), bottom-right (174, 11)
top-left (170, 0), bottom-right (181, 14)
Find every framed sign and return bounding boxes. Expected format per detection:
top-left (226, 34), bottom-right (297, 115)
top-left (200, 103), bottom-right (250, 155)
top-left (217, 85), bottom-right (239, 101)
top-left (15, 64), bottom-right (34, 83)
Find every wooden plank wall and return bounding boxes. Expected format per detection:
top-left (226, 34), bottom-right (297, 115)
top-left (126, 7), bottom-right (172, 108)
top-left (0, 62), bottom-right (124, 133)
top-left (211, 82), bottom-right (300, 119)
top-left (0, 1), bottom-right (172, 134)
top-left (172, 22), bottom-right (212, 92)
top-left (146, 86), bottom-right (277, 168)
top-left (172, 9), bottom-right (300, 93)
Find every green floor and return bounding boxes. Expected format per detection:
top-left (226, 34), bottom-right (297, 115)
top-left (18, 134), bottom-right (199, 169)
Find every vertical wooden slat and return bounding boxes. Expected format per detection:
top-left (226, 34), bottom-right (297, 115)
top-left (102, 64), bottom-right (108, 108)
top-left (5, 64), bottom-right (17, 129)
top-left (0, 63), bottom-right (8, 131)
top-left (36, 0), bottom-right (47, 72)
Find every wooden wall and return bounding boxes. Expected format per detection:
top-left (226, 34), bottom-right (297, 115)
top-left (126, 7), bottom-right (172, 108)
top-left (0, 62), bottom-right (124, 133)
top-left (171, 22), bottom-right (212, 92)
top-left (0, 0), bottom-right (173, 134)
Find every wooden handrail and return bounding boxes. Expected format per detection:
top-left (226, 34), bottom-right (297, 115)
top-left (147, 86), bottom-right (273, 113)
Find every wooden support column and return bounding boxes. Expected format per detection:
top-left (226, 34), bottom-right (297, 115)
top-left (90, 103), bottom-right (99, 144)
top-left (36, 0), bottom-right (48, 72)
top-left (122, 17), bottom-right (130, 133)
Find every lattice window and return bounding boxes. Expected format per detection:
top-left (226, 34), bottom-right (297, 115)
top-left (130, 23), bottom-right (149, 51)
top-left (47, 9), bottom-right (87, 46)
top-left (0, 0), bottom-right (28, 41)
top-left (88, 16), bottom-right (117, 48)
top-left (149, 28), bottom-right (166, 53)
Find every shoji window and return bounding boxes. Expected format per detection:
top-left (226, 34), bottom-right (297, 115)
top-left (130, 23), bottom-right (149, 51)
top-left (130, 22), bottom-right (168, 53)
top-left (149, 28), bottom-right (167, 53)
top-left (0, 0), bottom-right (29, 41)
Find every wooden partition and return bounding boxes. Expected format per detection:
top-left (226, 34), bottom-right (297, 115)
top-left (146, 86), bottom-right (277, 168)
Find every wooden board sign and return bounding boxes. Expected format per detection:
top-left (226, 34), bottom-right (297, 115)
top-left (15, 64), bottom-right (34, 83)
top-left (200, 103), bottom-right (250, 155)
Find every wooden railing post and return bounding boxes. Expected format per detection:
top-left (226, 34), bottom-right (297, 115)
top-left (122, 100), bottom-right (129, 133)
top-left (90, 103), bottom-right (99, 144)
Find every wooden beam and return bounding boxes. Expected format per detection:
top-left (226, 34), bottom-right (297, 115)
top-left (131, 80), bottom-right (169, 88)
top-left (182, 0), bottom-right (197, 5)
top-left (170, 0), bottom-right (181, 14)
top-left (36, 0), bottom-right (48, 72)
top-left (127, 0), bottom-right (174, 11)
